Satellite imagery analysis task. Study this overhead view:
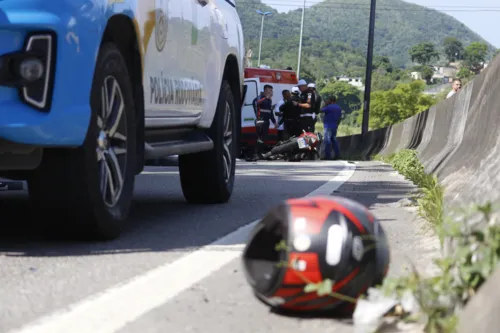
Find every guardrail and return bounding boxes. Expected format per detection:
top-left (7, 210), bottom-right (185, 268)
top-left (332, 54), bottom-right (500, 332)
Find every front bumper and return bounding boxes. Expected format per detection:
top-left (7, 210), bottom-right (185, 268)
top-left (0, 2), bottom-right (101, 147)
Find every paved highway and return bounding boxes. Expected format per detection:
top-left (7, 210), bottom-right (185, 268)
top-left (0, 160), bottom-right (439, 333)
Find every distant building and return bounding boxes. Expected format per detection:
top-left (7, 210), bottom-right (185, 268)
top-left (431, 73), bottom-right (447, 84)
top-left (410, 71), bottom-right (422, 80)
top-left (428, 66), bottom-right (457, 83)
top-left (334, 76), bottom-right (364, 91)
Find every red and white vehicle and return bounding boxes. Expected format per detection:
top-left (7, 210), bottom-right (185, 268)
top-left (241, 67), bottom-right (299, 151)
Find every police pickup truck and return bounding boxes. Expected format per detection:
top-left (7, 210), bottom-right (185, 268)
top-left (0, 0), bottom-right (245, 240)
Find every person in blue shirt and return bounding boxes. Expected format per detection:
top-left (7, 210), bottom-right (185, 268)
top-left (320, 95), bottom-right (342, 160)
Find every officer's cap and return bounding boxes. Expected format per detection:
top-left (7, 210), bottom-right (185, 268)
top-left (307, 83), bottom-right (316, 88)
top-left (291, 86), bottom-right (300, 94)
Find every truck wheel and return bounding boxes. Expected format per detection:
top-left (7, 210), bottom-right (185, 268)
top-left (27, 43), bottom-right (137, 240)
top-left (179, 80), bottom-right (237, 203)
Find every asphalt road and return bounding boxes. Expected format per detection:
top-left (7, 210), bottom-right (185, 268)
top-left (0, 160), bottom-right (439, 333)
top-left (0, 160), bottom-right (358, 332)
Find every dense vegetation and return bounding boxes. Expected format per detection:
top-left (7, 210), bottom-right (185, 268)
top-left (237, 0), bottom-right (497, 132)
top-left (237, 0), bottom-right (495, 70)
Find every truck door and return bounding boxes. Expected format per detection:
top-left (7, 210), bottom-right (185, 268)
top-left (242, 78), bottom-right (259, 130)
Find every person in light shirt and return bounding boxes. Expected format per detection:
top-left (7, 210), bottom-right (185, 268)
top-left (295, 79), bottom-right (316, 132)
top-left (307, 83), bottom-right (322, 130)
top-left (446, 78), bottom-right (462, 99)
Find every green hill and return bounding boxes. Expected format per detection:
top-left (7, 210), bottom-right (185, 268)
top-left (237, 0), bottom-right (495, 75)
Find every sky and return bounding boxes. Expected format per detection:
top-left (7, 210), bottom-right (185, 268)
top-left (260, 0), bottom-right (500, 48)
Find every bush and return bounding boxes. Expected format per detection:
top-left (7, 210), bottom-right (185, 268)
top-left (382, 150), bottom-right (444, 228)
top-left (360, 81), bottom-right (436, 129)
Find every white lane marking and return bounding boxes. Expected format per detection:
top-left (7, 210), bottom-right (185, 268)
top-left (9, 161), bottom-right (356, 333)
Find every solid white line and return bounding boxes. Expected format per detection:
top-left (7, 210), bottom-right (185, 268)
top-left (8, 161), bottom-right (356, 333)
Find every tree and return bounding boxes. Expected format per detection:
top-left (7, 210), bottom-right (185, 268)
top-left (371, 72), bottom-right (398, 91)
top-left (409, 42), bottom-right (440, 65)
top-left (371, 68), bottom-right (412, 92)
top-left (357, 80), bottom-right (435, 129)
top-left (390, 69), bottom-right (412, 83)
top-left (443, 37), bottom-right (464, 63)
top-left (319, 81), bottom-right (362, 114)
top-left (412, 65), bottom-right (434, 83)
top-left (373, 56), bottom-right (393, 73)
top-left (298, 68), bottom-right (316, 83)
top-left (464, 42), bottom-right (488, 73)
top-left (456, 67), bottom-right (474, 80)
top-left (342, 111), bottom-right (360, 127)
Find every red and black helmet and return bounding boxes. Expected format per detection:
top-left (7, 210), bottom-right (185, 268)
top-left (242, 195), bottom-right (390, 314)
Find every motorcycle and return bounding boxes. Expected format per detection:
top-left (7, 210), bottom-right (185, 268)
top-left (262, 130), bottom-right (322, 161)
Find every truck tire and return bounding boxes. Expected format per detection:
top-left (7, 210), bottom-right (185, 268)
top-left (27, 43), bottom-right (137, 241)
top-left (179, 80), bottom-right (237, 204)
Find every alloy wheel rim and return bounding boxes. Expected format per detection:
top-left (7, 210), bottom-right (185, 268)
top-left (222, 102), bottom-right (233, 183)
top-left (96, 76), bottom-right (127, 208)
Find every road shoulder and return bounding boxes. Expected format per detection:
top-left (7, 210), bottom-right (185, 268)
top-left (117, 161), bottom-right (441, 333)
top-left (332, 161), bottom-right (440, 278)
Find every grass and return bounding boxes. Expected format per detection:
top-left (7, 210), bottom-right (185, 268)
top-left (313, 120), bottom-right (365, 161)
top-left (372, 149), bottom-right (500, 333)
top-left (314, 121), bottom-right (361, 137)
top-left (375, 149), bottom-right (444, 229)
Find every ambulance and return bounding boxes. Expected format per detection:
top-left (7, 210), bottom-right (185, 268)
top-left (241, 67), bottom-right (299, 153)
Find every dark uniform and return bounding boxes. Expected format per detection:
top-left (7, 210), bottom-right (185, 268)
top-left (299, 89), bottom-right (316, 132)
top-left (279, 93), bottom-right (301, 140)
top-left (252, 93), bottom-right (276, 155)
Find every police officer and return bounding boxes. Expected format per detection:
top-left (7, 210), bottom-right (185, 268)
top-left (296, 79), bottom-right (316, 132)
top-left (307, 83), bottom-right (322, 130)
top-left (279, 87), bottom-right (301, 140)
top-left (252, 84), bottom-right (277, 159)
top-left (290, 86), bottom-right (302, 136)
top-left (291, 86), bottom-right (301, 101)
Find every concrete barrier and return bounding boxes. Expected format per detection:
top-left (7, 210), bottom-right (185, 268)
top-left (424, 83), bottom-right (472, 174)
top-left (377, 125), bottom-right (399, 156)
top-left (438, 60), bottom-right (500, 208)
top-left (418, 100), bottom-right (453, 169)
top-left (456, 266), bottom-right (500, 333)
top-left (415, 105), bottom-right (437, 157)
top-left (373, 127), bottom-right (392, 155)
top-left (337, 53), bottom-right (500, 331)
top-left (433, 82), bottom-right (472, 176)
top-left (362, 127), bottom-right (390, 158)
top-left (395, 115), bottom-right (417, 151)
top-left (407, 110), bottom-right (428, 150)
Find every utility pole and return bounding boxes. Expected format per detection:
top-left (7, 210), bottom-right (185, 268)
top-left (361, 0), bottom-right (377, 136)
top-left (297, 0), bottom-right (306, 78)
top-left (256, 10), bottom-right (272, 67)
